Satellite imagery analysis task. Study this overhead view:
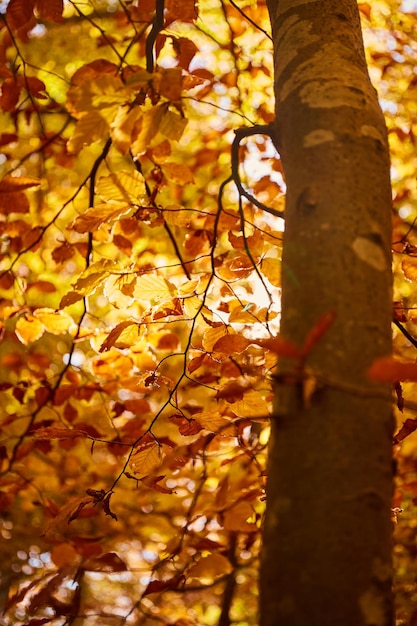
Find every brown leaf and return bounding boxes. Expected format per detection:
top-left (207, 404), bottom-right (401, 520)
top-left (35, 0), bottom-right (64, 22)
top-left (394, 418), bottom-right (417, 444)
top-left (6, 0), bottom-right (35, 32)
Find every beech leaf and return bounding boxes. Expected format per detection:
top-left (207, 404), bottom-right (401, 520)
top-left (368, 356), bottom-right (417, 382)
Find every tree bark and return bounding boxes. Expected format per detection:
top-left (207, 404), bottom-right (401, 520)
top-left (261, 2), bottom-right (394, 625)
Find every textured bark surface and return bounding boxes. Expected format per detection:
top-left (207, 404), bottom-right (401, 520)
top-left (261, 1), bottom-right (394, 625)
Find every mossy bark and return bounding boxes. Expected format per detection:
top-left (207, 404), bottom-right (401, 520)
top-left (261, 2), bottom-right (394, 625)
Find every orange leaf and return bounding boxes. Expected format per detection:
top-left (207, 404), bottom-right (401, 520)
top-left (162, 162), bottom-right (194, 185)
top-left (212, 334), bottom-right (250, 355)
top-left (51, 543), bottom-right (79, 568)
top-left (402, 258), bottom-right (417, 282)
top-left (301, 310), bottom-right (336, 358)
top-left (0, 174), bottom-right (41, 192)
top-left (129, 442), bottom-right (164, 478)
top-left (223, 502), bottom-right (257, 532)
top-left (368, 356), bottom-right (417, 382)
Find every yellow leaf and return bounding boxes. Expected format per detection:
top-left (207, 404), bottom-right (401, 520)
top-left (67, 111), bottom-right (109, 154)
top-left (96, 170), bottom-right (146, 204)
top-left (33, 308), bottom-right (75, 335)
top-left (133, 274), bottom-right (175, 303)
top-left (73, 271), bottom-right (110, 295)
top-left (159, 108), bottom-right (187, 141)
top-left (202, 325), bottom-right (228, 352)
top-left (162, 162), bottom-right (194, 185)
top-left (131, 104), bottom-right (166, 157)
top-left (230, 390), bottom-right (270, 418)
top-left (99, 321), bottom-right (142, 352)
top-left (194, 411), bottom-right (234, 434)
top-left (15, 315), bottom-right (45, 344)
top-left (111, 106), bottom-right (142, 155)
top-left (162, 204), bottom-right (191, 227)
top-left (187, 553), bottom-right (233, 582)
top-left (261, 257), bottom-right (281, 287)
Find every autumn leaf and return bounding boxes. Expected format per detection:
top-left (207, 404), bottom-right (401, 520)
top-left (187, 553), bottom-right (233, 582)
top-left (15, 315), bottom-right (45, 344)
top-left (32, 427), bottom-right (88, 440)
top-left (212, 334), bottom-right (251, 355)
top-left (222, 501), bottom-right (257, 532)
top-left (6, 0), bottom-right (35, 31)
top-left (367, 356), bottom-right (417, 382)
top-left (394, 418), bottom-right (417, 445)
top-left (162, 162), bottom-right (194, 185)
top-left (129, 442), bottom-right (165, 478)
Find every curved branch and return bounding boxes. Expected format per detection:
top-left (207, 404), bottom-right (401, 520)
top-left (231, 126), bottom-right (284, 218)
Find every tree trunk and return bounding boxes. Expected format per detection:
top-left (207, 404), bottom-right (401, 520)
top-left (261, 2), bottom-right (394, 625)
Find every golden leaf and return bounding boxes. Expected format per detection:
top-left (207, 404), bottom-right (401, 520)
top-left (230, 390), bottom-right (270, 418)
top-left (71, 202), bottom-right (134, 233)
top-left (260, 257), bottom-right (281, 287)
top-left (131, 105), bottom-right (166, 156)
top-left (202, 325), bottom-right (228, 352)
top-left (129, 442), bottom-right (164, 478)
top-left (67, 111), bottom-right (109, 154)
top-left (111, 106), bottom-right (142, 155)
top-left (99, 321), bottom-right (141, 352)
top-left (159, 108), bottom-right (187, 141)
top-left (187, 553), bottom-right (233, 582)
top-left (96, 170), bottom-right (146, 204)
top-left (33, 308), bottom-right (75, 335)
top-left (133, 274), bottom-right (175, 303)
top-left (15, 315), bottom-right (45, 344)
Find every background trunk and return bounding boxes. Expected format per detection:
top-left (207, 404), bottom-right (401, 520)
top-left (261, 2), bottom-right (394, 625)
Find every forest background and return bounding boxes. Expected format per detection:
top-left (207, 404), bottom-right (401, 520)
top-left (0, 0), bottom-right (416, 625)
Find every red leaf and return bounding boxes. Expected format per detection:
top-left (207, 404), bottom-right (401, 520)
top-left (368, 356), bottom-right (417, 382)
top-left (301, 310), bottom-right (336, 358)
